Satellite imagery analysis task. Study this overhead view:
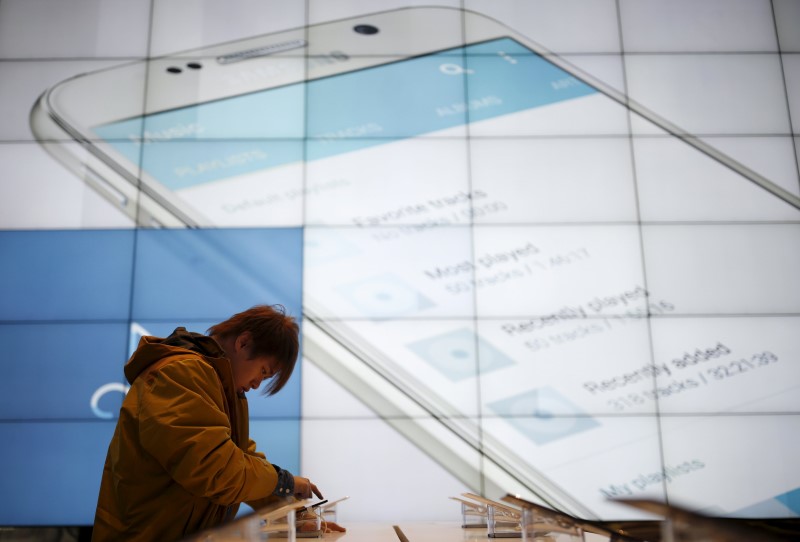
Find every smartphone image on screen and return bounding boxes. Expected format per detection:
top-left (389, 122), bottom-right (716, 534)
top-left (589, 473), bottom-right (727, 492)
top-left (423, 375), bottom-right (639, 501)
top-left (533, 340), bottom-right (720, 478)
top-left (30, 7), bottom-right (800, 519)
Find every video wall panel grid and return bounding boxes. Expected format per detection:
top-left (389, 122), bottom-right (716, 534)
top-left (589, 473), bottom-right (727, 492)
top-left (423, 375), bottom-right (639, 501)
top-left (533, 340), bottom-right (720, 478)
top-left (0, 0), bottom-right (798, 525)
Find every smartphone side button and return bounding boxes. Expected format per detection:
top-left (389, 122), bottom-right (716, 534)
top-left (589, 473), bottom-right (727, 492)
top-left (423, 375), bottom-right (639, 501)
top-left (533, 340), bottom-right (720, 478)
top-left (84, 167), bottom-right (128, 208)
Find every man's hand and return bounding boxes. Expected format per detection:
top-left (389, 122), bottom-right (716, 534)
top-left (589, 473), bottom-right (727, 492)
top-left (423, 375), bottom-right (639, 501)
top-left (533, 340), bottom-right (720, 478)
top-left (293, 476), bottom-right (323, 500)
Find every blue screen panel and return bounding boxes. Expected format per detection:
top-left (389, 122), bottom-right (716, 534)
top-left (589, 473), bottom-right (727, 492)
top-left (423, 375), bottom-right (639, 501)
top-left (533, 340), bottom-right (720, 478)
top-left (0, 322), bottom-right (128, 421)
top-left (0, 421), bottom-right (117, 525)
top-left (131, 228), bottom-right (303, 321)
top-left (248, 419), bottom-right (301, 475)
top-left (0, 230), bottom-right (135, 321)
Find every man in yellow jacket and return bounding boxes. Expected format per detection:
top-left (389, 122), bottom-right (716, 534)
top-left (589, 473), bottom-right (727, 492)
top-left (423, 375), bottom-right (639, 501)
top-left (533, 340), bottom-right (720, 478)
top-left (92, 305), bottom-right (324, 541)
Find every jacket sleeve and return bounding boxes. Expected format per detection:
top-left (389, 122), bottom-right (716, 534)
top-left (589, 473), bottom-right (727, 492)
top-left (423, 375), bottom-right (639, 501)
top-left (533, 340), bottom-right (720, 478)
top-left (244, 437), bottom-right (286, 511)
top-left (137, 357), bottom-right (279, 506)
top-left (244, 439), bottom-right (296, 503)
top-left (245, 439), bottom-right (267, 461)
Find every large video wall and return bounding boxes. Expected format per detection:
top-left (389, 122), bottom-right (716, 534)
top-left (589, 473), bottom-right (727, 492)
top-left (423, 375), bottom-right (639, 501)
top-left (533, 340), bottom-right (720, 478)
top-left (1, 0), bottom-right (799, 526)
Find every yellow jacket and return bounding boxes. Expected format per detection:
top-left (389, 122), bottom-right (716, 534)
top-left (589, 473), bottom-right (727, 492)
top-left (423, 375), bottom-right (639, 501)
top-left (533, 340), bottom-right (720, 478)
top-left (92, 330), bottom-right (282, 541)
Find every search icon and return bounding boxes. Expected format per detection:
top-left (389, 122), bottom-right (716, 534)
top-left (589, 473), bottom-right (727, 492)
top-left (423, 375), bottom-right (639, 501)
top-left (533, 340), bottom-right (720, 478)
top-left (439, 63), bottom-right (474, 75)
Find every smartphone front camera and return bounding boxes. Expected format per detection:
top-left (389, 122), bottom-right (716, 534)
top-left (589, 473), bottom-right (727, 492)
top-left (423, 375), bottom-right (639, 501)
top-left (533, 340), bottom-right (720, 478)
top-left (353, 24), bottom-right (379, 35)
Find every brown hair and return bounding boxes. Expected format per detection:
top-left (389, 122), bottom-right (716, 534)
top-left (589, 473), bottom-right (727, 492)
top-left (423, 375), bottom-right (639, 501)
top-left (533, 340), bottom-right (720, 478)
top-left (208, 304), bottom-right (299, 395)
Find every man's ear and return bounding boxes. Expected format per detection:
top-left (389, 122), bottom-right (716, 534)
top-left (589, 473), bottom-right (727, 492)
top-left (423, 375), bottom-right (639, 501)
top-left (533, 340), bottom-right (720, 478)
top-left (236, 331), bottom-right (253, 353)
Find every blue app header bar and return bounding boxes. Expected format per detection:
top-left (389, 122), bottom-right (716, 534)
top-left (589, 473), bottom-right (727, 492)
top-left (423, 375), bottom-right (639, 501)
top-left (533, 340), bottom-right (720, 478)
top-left (95, 38), bottom-right (597, 190)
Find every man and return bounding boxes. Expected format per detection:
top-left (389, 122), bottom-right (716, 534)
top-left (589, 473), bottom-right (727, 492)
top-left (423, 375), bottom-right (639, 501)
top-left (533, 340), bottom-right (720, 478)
top-left (92, 305), bottom-right (325, 541)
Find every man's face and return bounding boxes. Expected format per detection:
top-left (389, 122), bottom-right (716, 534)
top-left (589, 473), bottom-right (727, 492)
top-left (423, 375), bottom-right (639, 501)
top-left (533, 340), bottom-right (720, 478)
top-left (231, 353), bottom-right (278, 395)
top-left (229, 332), bottom-right (279, 394)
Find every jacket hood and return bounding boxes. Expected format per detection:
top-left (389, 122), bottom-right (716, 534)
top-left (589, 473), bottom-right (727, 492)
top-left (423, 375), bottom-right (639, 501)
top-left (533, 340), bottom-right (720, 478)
top-left (124, 327), bottom-right (226, 384)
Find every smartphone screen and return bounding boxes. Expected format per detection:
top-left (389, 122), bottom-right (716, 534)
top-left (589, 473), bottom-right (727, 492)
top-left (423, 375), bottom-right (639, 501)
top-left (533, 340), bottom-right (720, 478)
top-left (92, 36), bottom-right (800, 518)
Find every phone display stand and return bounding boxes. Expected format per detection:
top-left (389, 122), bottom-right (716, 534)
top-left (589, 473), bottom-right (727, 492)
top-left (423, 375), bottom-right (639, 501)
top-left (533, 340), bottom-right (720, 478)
top-left (487, 501), bottom-right (523, 539)
top-left (517, 505), bottom-right (585, 542)
top-left (260, 500), bottom-right (312, 540)
top-left (459, 493), bottom-right (522, 538)
top-left (319, 496), bottom-right (348, 526)
top-left (293, 496), bottom-right (350, 538)
top-left (294, 508), bottom-right (323, 539)
top-left (502, 495), bottom-right (647, 542)
top-left (500, 495), bottom-right (587, 541)
top-left (450, 495), bottom-right (488, 528)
